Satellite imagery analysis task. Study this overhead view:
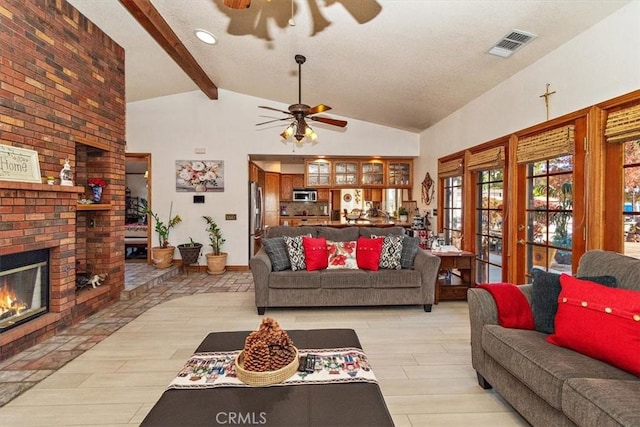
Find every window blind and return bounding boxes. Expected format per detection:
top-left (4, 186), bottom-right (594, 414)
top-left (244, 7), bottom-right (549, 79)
top-left (604, 103), bottom-right (640, 144)
top-left (438, 158), bottom-right (463, 178)
top-left (516, 125), bottom-right (575, 164)
top-left (467, 146), bottom-right (505, 171)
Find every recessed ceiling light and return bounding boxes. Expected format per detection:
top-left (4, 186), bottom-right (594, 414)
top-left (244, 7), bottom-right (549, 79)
top-left (195, 29), bottom-right (217, 45)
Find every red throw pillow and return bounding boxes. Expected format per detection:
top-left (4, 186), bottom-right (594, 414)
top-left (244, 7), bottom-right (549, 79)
top-left (356, 237), bottom-right (384, 271)
top-left (546, 274), bottom-right (640, 376)
top-left (302, 236), bottom-right (328, 271)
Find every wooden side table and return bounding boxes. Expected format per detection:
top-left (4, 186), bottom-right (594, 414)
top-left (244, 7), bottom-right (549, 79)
top-left (426, 250), bottom-right (476, 304)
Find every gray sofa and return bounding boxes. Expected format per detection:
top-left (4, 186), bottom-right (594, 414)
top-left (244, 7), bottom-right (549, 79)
top-left (468, 250), bottom-right (640, 426)
top-left (250, 226), bottom-right (441, 315)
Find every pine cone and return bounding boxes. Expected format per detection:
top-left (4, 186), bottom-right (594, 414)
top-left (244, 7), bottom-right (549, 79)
top-left (242, 318), bottom-right (296, 372)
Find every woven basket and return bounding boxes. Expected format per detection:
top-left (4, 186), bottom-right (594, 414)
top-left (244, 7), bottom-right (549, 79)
top-left (235, 347), bottom-right (299, 386)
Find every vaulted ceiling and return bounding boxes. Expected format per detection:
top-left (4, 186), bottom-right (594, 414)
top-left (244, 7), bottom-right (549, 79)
top-left (68, 0), bottom-right (630, 133)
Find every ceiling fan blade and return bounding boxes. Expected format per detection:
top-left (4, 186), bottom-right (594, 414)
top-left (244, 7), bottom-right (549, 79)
top-left (309, 116), bottom-right (348, 128)
top-left (223, 0), bottom-right (251, 9)
top-left (308, 104), bottom-right (332, 115)
top-left (255, 117), bottom-right (291, 126)
top-left (259, 105), bottom-right (291, 115)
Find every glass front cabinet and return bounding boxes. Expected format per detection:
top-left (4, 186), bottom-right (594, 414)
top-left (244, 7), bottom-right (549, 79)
top-left (305, 160), bottom-right (332, 187)
top-left (333, 160), bottom-right (359, 187)
top-left (387, 160), bottom-right (412, 187)
top-left (360, 160), bottom-right (385, 186)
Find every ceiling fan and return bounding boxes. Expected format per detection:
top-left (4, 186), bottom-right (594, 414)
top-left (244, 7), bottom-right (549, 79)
top-left (256, 54), bottom-right (347, 142)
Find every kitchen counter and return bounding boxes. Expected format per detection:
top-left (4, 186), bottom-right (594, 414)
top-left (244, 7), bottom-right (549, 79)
top-left (285, 219), bottom-right (412, 227)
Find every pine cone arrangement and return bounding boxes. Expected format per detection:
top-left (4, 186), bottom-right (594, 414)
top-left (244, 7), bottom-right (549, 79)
top-left (242, 318), bottom-right (296, 372)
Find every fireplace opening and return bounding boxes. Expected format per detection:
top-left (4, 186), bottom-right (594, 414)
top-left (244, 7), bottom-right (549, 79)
top-left (0, 249), bottom-right (49, 332)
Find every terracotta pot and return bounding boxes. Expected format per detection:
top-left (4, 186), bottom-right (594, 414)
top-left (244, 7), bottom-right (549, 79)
top-left (151, 246), bottom-right (175, 269)
top-left (206, 252), bottom-right (227, 275)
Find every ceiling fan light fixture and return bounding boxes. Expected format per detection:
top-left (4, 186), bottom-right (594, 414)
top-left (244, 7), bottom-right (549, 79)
top-left (194, 29), bottom-right (217, 45)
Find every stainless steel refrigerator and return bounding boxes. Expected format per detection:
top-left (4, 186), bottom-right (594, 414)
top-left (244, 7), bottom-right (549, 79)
top-left (249, 181), bottom-right (265, 258)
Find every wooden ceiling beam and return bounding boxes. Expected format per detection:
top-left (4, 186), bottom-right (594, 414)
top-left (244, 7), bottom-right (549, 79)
top-left (119, 0), bottom-right (218, 100)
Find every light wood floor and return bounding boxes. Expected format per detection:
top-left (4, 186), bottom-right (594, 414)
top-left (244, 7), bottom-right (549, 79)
top-left (0, 293), bottom-right (528, 426)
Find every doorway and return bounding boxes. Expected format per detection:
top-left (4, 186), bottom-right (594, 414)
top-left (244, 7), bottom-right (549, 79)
top-left (125, 153), bottom-right (151, 263)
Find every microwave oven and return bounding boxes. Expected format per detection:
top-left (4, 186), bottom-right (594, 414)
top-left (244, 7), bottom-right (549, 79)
top-left (292, 189), bottom-right (317, 202)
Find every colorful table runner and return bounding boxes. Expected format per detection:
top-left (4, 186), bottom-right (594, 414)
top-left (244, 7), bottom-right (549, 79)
top-left (168, 346), bottom-right (377, 389)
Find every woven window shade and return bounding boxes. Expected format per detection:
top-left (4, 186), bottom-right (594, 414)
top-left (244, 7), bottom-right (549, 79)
top-left (438, 158), bottom-right (463, 178)
top-left (517, 125), bottom-right (575, 164)
top-left (468, 146), bottom-right (505, 171)
top-left (605, 104), bottom-right (640, 144)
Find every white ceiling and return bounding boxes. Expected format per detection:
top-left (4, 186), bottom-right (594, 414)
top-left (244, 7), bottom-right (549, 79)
top-left (68, 0), bottom-right (629, 133)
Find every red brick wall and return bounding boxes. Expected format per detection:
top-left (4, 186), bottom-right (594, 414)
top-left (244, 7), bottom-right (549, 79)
top-left (0, 0), bottom-right (125, 359)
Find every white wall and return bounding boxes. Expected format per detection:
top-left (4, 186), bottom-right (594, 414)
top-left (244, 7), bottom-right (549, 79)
top-left (126, 89), bottom-right (419, 265)
top-left (416, 1), bottom-right (640, 216)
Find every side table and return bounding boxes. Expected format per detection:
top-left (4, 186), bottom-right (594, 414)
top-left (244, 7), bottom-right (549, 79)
top-left (426, 249), bottom-right (476, 304)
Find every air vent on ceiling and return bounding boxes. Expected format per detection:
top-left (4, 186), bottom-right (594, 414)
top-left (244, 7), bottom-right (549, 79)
top-left (488, 29), bottom-right (537, 58)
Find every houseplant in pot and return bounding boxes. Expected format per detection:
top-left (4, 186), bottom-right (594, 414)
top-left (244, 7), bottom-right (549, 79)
top-left (398, 206), bottom-right (409, 223)
top-left (145, 203), bottom-right (182, 269)
top-left (177, 237), bottom-right (202, 270)
top-left (203, 215), bottom-right (226, 275)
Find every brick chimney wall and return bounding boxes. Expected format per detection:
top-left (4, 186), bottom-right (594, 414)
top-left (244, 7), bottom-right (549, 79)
top-left (0, 0), bottom-right (125, 359)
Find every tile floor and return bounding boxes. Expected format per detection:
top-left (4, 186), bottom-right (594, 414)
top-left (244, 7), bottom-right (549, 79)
top-left (0, 263), bottom-right (527, 426)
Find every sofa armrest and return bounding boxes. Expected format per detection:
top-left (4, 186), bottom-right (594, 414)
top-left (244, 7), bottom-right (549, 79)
top-left (249, 249), bottom-right (272, 309)
top-left (413, 250), bottom-right (441, 305)
top-left (467, 284), bottom-right (532, 376)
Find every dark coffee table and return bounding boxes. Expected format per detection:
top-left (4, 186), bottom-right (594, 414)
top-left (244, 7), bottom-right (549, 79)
top-left (141, 329), bottom-right (394, 427)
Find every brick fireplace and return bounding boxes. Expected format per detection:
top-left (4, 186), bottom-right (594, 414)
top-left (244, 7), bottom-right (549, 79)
top-left (0, 1), bottom-right (126, 359)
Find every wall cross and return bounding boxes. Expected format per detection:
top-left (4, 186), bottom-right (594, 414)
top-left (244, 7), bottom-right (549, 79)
top-left (539, 83), bottom-right (556, 121)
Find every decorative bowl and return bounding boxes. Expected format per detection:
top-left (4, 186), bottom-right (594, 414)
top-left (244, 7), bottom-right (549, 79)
top-left (235, 346), bottom-right (299, 386)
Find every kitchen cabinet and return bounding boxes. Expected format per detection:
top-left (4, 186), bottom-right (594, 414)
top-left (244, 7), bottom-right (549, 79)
top-left (264, 172), bottom-right (280, 227)
top-left (317, 188), bottom-right (330, 201)
top-left (387, 160), bottom-right (412, 187)
top-left (249, 162), bottom-right (260, 182)
top-left (280, 174), bottom-right (304, 200)
top-left (360, 160), bottom-right (385, 186)
top-left (305, 160), bottom-right (331, 187)
top-left (333, 160), bottom-right (359, 187)
top-left (363, 188), bottom-right (382, 202)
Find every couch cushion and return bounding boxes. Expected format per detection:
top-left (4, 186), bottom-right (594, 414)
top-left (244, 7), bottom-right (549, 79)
top-left (562, 378), bottom-right (640, 427)
top-left (530, 269), bottom-right (617, 334)
top-left (359, 226), bottom-right (405, 238)
top-left (319, 269), bottom-right (370, 289)
top-left (400, 236), bottom-right (420, 269)
top-left (366, 269), bottom-right (421, 288)
top-left (269, 270), bottom-right (321, 289)
top-left (268, 226), bottom-right (318, 238)
top-left (317, 226), bottom-right (360, 242)
top-left (302, 237), bottom-right (328, 271)
top-left (482, 325), bottom-right (636, 409)
top-left (576, 249), bottom-right (640, 292)
top-left (547, 275), bottom-right (640, 376)
top-left (326, 240), bottom-right (358, 270)
top-left (261, 237), bottom-right (290, 271)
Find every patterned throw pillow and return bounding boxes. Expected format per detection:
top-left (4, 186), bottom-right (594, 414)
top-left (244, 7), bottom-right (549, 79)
top-left (400, 236), bottom-right (420, 269)
top-left (327, 240), bottom-right (358, 269)
top-left (283, 235), bottom-right (307, 271)
top-left (374, 234), bottom-right (403, 270)
top-left (261, 237), bottom-right (290, 271)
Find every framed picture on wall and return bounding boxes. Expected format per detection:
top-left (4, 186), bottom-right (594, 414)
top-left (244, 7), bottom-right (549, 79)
top-left (176, 160), bottom-right (224, 192)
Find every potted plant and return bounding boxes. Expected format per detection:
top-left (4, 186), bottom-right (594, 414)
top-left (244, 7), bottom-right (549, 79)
top-left (398, 206), bottom-right (409, 223)
top-left (177, 237), bottom-right (203, 270)
top-left (145, 203), bottom-right (182, 269)
top-left (203, 215), bottom-right (227, 275)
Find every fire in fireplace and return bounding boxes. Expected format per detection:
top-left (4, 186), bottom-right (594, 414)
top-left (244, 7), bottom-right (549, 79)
top-left (0, 249), bottom-right (49, 332)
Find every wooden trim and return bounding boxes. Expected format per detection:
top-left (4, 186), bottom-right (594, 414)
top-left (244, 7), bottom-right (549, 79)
top-left (75, 136), bottom-right (111, 151)
top-left (506, 135), bottom-right (521, 284)
top-left (118, 0), bottom-right (218, 100)
top-left (585, 106), bottom-right (608, 251)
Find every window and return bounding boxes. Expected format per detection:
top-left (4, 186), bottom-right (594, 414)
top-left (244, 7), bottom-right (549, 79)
top-left (526, 155), bottom-right (573, 275)
top-left (623, 140), bottom-right (640, 258)
top-left (443, 176), bottom-right (463, 245)
top-left (476, 169), bottom-right (504, 283)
